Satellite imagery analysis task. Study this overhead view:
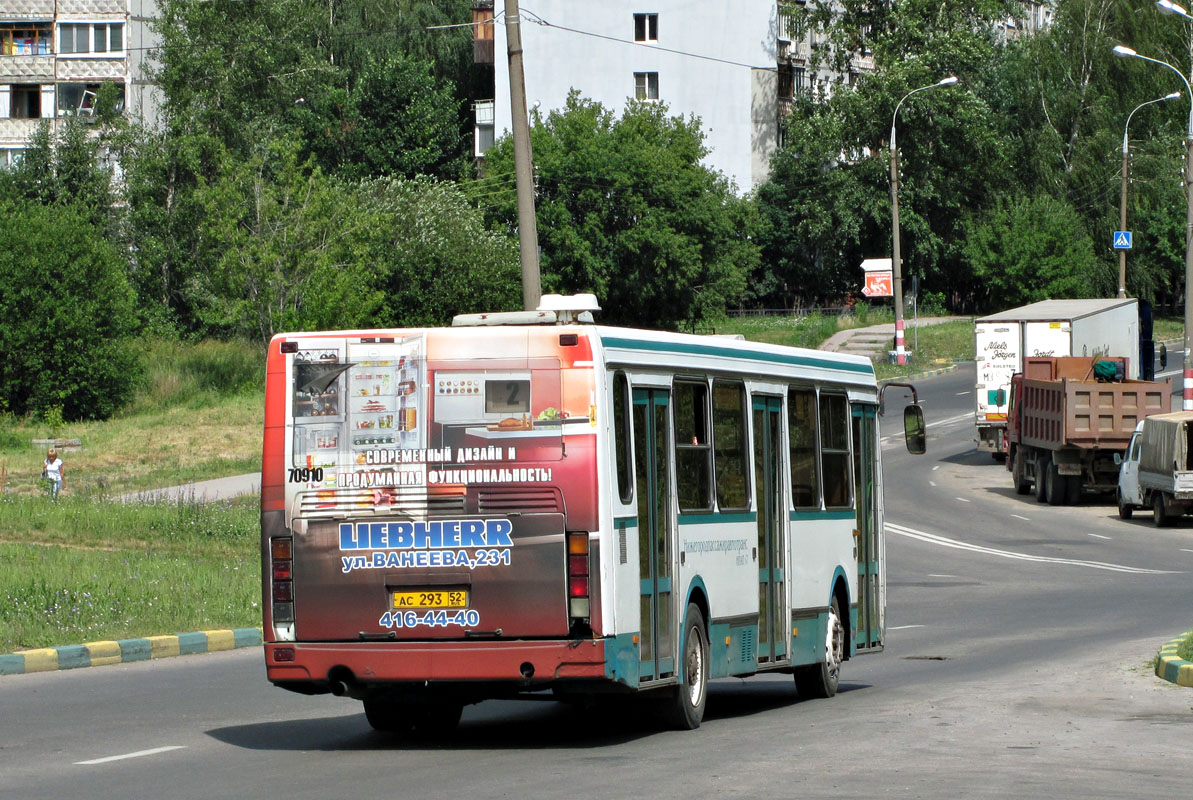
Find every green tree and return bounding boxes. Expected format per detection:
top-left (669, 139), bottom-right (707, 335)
top-left (357, 175), bottom-right (522, 326)
top-left (963, 193), bottom-right (1110, 307)
top-left (475, 93), bottom-right (759, 328)
top-left (0, 200), bottom-right (140, 420)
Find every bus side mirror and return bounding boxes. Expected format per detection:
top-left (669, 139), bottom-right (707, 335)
top-left (904, 404), bottom-right (926, 455)
top-left (1160, 344), bottom-right (1168, 369)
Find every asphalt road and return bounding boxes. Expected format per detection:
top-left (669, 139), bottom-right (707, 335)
top-left (4, 364), bottom-right (1191, 799)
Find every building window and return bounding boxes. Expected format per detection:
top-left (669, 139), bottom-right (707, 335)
top-left (793, 66), bottom-right (806, 97)
top-left (634, 71), bottom-right (659, 100)
top-left (634, 13), bottom-right (658, 42)
top-left (0, 148), bottom-right (23, 169)
top-left (1, 24), bottom-right (52, 55)
top-left (9, 84), bottom-right (41, 119)
top-left (58, 23), bottom-right (123, 56)
top-left (58, 82), bottom-right (124, 117)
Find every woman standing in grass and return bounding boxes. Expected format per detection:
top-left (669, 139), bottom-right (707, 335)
top-left (43, 448), bottom-right (64, 499)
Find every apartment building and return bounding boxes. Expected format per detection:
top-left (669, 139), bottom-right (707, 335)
top-left (0, 0), bottom-right (159, 166)
top-left (475, 1), bottom-right (812, 194)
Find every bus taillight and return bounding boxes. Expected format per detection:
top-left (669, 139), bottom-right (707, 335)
top-left (566, 532), bottom-right (590, 619)
top-left (271, 537), bottom-right (294, 623)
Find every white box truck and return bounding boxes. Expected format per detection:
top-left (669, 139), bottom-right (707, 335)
top-left (975, 298), bottom-right (1140, 458)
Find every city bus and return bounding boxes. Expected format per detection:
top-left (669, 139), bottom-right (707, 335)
top-left (260, 295), bottom-right (925, 732)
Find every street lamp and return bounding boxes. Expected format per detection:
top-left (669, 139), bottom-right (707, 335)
top-left (1120, 91), bottom-right (1182, 298)
top-left (889, 75), bottom-right (958, 366)
top-left (1114, 42), bottom-right (1193, 410)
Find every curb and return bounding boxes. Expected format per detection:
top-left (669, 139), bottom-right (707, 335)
top-left (879, 362), bottom-right (960, 384)
top-left (1155, 632), bottom-right (1193, 687)
top-left (0, 628), bottom-right (262, 676)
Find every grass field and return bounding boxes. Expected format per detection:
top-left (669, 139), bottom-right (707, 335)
top-left (0, 495), bottom-right (259, 652)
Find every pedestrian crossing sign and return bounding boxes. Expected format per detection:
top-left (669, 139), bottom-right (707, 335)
top-left (1113, 231), bottom-right (1132, 250)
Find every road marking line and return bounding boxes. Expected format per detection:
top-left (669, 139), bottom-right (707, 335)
top-left (955, 497), bottom-right (971, 503)
top-left (929, 480), bottom-right (936, 487)
top-left (1181, 549), bottom-right (1193, 554)
top-left (881, 412), bottom-right (972, 443)
top-left (886, 522), bottom-right (1179, 574)
top-left (76, 746), bottom-right (186, 765)
top-left (927, 574), bottom-right (956, 578)
top-left (1088, 533), bottom-right (1112, 540)
top-left (1011, 514), bottom-right (1031, 521)
top-left (956, 391), bottom-right (971, 396)
top-left (932, 466), bottom-right (940, 471)
top-left (889, 625), bottom-right (924, 630)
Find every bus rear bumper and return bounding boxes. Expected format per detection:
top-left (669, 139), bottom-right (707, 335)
top-left (264, 639), bottom-right (609, 686)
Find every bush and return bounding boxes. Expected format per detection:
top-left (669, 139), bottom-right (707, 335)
top-left (0, 199), bottom-right (141, 420)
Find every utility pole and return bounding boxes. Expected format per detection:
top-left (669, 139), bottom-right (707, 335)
top-left (504, 0), bottom-right (541, 311)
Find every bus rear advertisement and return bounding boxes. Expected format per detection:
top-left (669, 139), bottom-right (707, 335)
top-left (261, 295), bottom-right (924, 732)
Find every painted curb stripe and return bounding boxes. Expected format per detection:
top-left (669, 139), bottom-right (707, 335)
top-left (85, 641), bottom-right (122, 668)
top-left (1, 628), bottom-right (263, 676)
top-left (1155, 631), bottom-right (1193, 688)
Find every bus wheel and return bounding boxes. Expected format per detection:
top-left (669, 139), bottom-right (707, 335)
top-left (666, 603), bottom-right (709, 730)
top-left (363, 697), bottom-right (413, 734)
top-left (795, 595), bottom-right (843, 700)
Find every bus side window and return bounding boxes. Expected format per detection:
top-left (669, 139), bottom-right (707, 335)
top-left (613, 371), bottom-right (633, 504)
top-left (712, 379), bottom-right (749, 510)
top-left (820, 393), bottom-right (853, 508)
top-left (788, 387), bottom-right (820, 508)
top-left (674, 380), bottom-right (712, 511)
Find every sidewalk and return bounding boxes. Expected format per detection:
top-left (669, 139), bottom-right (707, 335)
top-left (118, 472), bottom-right (260, 503)
top-left (819, 316), bottom-right (969, 359)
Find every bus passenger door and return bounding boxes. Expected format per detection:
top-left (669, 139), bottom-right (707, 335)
top-left (634, 388), bottom-right (674, 681)
top-left (752, 395), bottom-right (786, 662)
top-left (852, 404), bottom-right (882, 651)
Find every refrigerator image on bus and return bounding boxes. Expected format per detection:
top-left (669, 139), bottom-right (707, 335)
top-left (347, 337), bottom-right (425, 453)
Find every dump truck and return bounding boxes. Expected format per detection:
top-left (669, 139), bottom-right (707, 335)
top-left (1006, 356), bottom-right (1170, 505)
top-left (1116, 411), bottom-right (1193, 525)
top-left (976, 298), bottom-right (1143, 458)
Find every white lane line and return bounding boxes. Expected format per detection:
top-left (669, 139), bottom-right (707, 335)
top-left (1181, 549), bottom-right (1193, 554)
top-left (927, 574), bottom-right (956, 578)
top-left (955, 497), bottom-right (971, 503)
top-left (881, 412), bottom-right (972, 444)
top-left (889, 624), bottom-right (924, 630)
top-left (887, 522), bottom-right (1180, 574)
top-left (1088, 533), bottom-right (1112, 540)
top-left (929, 480), bottom-right (937, 487)
top-left (76, 746), bottom-right (186, 766)
top-left (932, 466), bottom-right (940, 471)
top-left (956, 391), bottom-right (971, 396)
top-left (1011, 514), bottom-right (1031, 521)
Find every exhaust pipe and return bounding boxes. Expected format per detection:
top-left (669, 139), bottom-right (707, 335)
top-left (327, 668), bottom-right (365, 698)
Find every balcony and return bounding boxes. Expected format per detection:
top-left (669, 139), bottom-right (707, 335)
top-left (0, 55), bottom-right (53, 81)
top-left (56, 0), bottom-right (126, 15)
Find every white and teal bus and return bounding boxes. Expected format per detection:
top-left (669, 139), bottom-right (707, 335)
top-left (261, 295), bottom-right (925, 732)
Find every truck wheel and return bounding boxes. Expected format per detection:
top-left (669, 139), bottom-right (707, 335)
top-left (1064, 475), bottom-right (1081, 505)
top-left (1012, 451), bottom-right (1031, 495)
top-left (1046, 462), bottom-right (1065, 506)
top-left (1153, 493), bottom-right (1171, 528)
top-left (1034, 457), bottom-right (1050, 503)
top-left (1117, 488), bottom-right (1133, 520)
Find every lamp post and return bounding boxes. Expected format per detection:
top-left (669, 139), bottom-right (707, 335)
top-left (889, 76), bottom-right (958, 366)
top-left (1115, 38), bottom-right (1193, 409)
top-left (1120, 92), bottom-right (1182, 298)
